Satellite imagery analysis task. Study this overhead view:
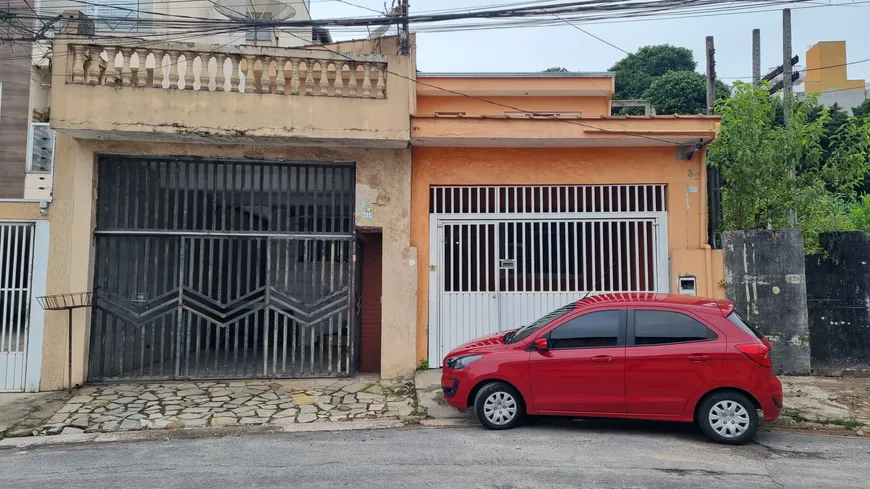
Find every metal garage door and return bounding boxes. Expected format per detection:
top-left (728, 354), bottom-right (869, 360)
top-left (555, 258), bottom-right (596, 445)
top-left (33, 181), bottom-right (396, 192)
top-left (428, 185), bottom-right (669, 364)
top-left (88, 156), bottom-right (357, 381)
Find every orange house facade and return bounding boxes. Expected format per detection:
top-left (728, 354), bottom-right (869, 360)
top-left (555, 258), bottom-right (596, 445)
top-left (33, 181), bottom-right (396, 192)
top-left (409, 72), bottom-right (725, 365)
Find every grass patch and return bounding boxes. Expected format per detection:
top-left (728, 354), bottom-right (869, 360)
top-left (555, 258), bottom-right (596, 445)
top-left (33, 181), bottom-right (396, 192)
top-left (782, 409), bottom-right (866, 429)
top-left (781, 409), bottom-right (811, 423)
top-left (417, 359), bottom-right (430, 371)
top-left (824, 417), bottom-right (865, 430)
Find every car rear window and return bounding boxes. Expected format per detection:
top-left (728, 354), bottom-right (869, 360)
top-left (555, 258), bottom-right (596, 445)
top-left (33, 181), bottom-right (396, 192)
top-left (728, 311), bottom-right (765, 339)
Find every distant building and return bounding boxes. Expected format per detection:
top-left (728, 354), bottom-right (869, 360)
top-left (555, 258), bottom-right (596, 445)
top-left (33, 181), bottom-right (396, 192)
top-left (795, 41), bottom-right (868, 115)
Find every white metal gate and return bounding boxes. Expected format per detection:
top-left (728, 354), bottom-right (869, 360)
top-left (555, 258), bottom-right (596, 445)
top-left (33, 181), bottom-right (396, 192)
top-left (1, 222), bottom-right (48, 392)
top-left (428, 185), bottom-right (669, 365)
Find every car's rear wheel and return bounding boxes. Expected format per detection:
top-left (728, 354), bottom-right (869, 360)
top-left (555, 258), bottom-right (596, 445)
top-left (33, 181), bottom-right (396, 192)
top-left (473, 382), bottom-right (525, 430)
top-left (698, 391), bottom-right (758, 445)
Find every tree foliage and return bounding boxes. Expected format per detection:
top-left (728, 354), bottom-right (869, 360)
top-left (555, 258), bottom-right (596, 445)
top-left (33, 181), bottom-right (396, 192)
top-left (610, 44), bottom-right (696, 100)
top-left (708, 82), bottom-right (870, 252)
top-left (641, 71), bottom-right (730, 115)
top-left (543, 67), bottom-right (569, 73)
top-left (853, 98), bottom-right (870, 119)
top-left (851, 195), bottom-right (870, 232)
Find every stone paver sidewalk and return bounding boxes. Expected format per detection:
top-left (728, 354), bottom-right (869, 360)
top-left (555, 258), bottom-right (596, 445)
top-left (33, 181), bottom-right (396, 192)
top-left (40, 377), bottom-right (416, 435)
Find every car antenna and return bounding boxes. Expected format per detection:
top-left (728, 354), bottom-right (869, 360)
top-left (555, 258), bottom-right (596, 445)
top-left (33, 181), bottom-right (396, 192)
top-left (578, 265), bottom-right (616, 302)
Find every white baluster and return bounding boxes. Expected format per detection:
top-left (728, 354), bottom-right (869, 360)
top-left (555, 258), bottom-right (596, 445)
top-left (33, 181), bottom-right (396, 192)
top-left (261, 56), bottom-right (273, 93)
top-left (318, 61), bottom-right (330, 95)
top-left (275, 57), bottom-right (286, 95)
top-left (333, 60), bottom-right (345, 97)
top-left (304, 59), bottom-right (315, 95)
top-left (183, 52), bottom-right (195, 90)
top-left (71, 44), bottom-right (86, 84)
top-left (361, 62), bottom-right (372, 98)
top-left (290, 58), bottom-right (300, 95)
top-left (168, 51), bottom-right (180, 89)
top-left (375, 65), bottom-right (385, 99)
top-left (214, 53), bottom-right (226, 92)
top-left (135, 48), bottom-right (148, 88)
top-left (347, 62), bottom-right (358, 98)
top-left (198, 52), bottom-right (210, 91)
top-left (152, 49), bottom-right (164, 88)
top-left (244, 55), bottom-right (257, 93)
top-left (120, 48), bottom-right (133, 87)
top-left (230, 55), bottom-right (241, 92)
top-left (103, 46), bottom-right (118, 86)
top-left (87, 46), bottom-right (102, 86)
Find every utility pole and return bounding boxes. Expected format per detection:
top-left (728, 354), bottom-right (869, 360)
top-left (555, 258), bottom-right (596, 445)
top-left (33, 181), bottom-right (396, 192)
top-left (399, 0), bottom-right (410, 56)
top-left (752, 28), bottom-right (761, 86)
top-left (705, 36), bottom-right (716, 115)
top-left (782, 8), bottom-right (796, 227)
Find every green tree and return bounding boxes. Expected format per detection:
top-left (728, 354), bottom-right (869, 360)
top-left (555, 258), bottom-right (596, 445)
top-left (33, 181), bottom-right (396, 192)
top-left (851, 195), bottom-right (870, 232)
top-left (852, 98), bottom-right (870, 118)
top-left (708, 82), bottom-right (870, 252)
top-left (543, 67), bottom-right (569, 73)
top-left (641, 71), bottom-right (730, 115)
top-left (610, 44), bottom-right (696, 100)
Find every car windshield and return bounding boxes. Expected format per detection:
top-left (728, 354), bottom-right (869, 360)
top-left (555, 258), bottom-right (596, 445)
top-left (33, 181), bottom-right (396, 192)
top-left (505, 302), bottom-right (577, 344)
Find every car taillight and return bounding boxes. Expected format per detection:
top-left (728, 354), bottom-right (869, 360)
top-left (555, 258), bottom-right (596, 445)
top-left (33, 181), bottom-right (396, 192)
top-left (736, 343), bottom-right (772, 368)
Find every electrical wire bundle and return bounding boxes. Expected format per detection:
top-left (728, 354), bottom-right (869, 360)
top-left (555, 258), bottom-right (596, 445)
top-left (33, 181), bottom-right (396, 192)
top-left (4, 0), bottom-right (860, 44)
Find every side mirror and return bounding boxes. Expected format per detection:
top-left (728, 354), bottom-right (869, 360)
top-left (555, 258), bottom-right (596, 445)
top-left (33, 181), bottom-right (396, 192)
top-left (534, 337), bottom-right (549, 351)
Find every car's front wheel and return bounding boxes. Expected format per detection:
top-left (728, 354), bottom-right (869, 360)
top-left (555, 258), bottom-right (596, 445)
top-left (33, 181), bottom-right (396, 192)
top-left (698, 391), bottom-right (759, 445)
top-left (473, 381), bottom-right (525, 430)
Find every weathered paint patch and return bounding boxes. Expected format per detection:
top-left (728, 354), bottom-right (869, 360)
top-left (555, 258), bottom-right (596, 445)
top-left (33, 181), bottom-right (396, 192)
top-left (785, 274), bottom-right (804, 284)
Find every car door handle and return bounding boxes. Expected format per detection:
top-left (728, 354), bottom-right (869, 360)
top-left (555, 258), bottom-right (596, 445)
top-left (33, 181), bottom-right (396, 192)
top-left (687, 354), bottom-right (711, 362)
top-left (591, 355), bottom-right (614, 363)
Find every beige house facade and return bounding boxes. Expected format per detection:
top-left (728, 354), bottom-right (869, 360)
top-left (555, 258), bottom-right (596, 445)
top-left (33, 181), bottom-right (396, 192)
top-left (11, 12), bottom-right (419, 391)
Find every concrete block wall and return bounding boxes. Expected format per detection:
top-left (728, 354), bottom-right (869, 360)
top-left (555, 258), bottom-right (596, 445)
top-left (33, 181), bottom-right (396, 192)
top-left (723, 229), bottom-right (811, 375)
top-left (806, 231), bottom-right (870, 375)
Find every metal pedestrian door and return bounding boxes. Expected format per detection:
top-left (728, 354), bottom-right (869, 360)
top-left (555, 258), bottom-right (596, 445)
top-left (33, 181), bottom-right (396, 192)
top-left (0, 223), bottom-right (36, 391)
top-left (428, 185), bottom-right (669, 365)
top-left (88, 157), bottom-right (357, 381)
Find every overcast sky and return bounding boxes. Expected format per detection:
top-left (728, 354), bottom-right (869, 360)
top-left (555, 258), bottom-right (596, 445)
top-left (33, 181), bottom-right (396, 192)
top-left (312, 0), bottom-right (870, 89)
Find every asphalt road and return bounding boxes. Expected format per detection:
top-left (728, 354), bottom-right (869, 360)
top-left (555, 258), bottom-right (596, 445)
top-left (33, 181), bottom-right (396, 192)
top-left (1, 420), bottom-right (867, 489)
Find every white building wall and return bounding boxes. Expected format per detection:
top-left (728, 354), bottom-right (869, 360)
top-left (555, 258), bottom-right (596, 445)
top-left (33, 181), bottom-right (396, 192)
top-left (795, 88), bottom-right (869, 115)
top-left (38, 0), bottom-right (314, 47)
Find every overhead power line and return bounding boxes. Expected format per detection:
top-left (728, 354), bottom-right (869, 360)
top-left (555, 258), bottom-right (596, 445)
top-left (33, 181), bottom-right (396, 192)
top-left (1, 0), bottom-right (821, 42)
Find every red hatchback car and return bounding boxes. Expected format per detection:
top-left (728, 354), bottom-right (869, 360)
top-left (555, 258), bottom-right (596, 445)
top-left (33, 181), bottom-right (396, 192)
top-left (441, 293), bottom-right (783, 445)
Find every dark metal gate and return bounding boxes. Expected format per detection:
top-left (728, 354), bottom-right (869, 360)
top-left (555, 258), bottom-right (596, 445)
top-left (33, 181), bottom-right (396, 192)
top-left (88, 156), bottom-right (356, 381)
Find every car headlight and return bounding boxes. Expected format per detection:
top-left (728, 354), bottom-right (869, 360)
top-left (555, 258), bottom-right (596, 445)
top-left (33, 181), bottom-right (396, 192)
top-left (445, 354), bottom-right (483, 370)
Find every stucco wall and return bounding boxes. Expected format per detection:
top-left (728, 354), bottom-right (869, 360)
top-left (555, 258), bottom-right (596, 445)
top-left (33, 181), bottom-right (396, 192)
top-left (416, 96), bottom-right (611, 118)
top-left (50, 39), bottom-right (414, 146)
top-left (410, 146), bottom-right (721, 363)
top-left (38, 136), bottom-right (416, 390)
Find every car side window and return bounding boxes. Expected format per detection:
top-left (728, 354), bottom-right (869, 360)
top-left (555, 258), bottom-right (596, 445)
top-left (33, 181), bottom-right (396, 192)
top-left (548, 310), bottom-right (621, 349)
top-left (633, 310), bottom-right (717, 346)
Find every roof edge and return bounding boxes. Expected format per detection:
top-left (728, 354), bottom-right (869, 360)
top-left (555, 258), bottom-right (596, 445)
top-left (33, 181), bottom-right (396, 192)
top-left (417, 72), bottom-right (615, 79)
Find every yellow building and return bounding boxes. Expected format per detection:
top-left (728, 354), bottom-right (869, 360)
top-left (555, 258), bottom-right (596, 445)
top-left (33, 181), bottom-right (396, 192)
top-left (800, 41), bottom-right (868, 114)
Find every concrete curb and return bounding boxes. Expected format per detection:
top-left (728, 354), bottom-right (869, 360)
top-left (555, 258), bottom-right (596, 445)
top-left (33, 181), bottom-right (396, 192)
top-left (0, 419), bottom-right (410, 449)
top-left (418, 418), bottom-right (477, 428)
